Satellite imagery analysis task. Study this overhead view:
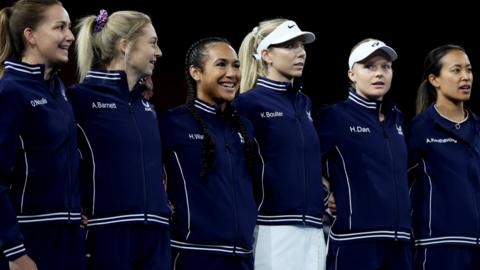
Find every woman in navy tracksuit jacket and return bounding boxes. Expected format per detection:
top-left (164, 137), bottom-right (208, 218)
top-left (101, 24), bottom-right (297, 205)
top-left (234, 18), bottom-right (326, 270)
top-left (0, 1), bottom-right (84, 269)
top-left (160, 37), bottom-right (257, 270)
top-left (408, 44), bottom-right (480, 269)
top-left (315, 39), bottom-right (412, 270)
top-left (70, 10), bottom-right (170, 269)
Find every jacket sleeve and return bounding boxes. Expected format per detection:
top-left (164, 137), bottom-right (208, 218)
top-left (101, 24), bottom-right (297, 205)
top-left (405, 119), bottom-right (422, 188)
top-left (313, 104), bottom-right (337, 178)
top-left (0, 84), bottom-right (27, 260)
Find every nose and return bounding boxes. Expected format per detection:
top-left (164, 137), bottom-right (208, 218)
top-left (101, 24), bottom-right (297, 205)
top-left (297, 44), bottom-right (306, 58)
top-left (226, 65), bottom-right (240, 78)
top-left (66, 28), bottom-right (75, 42)
top-left (461, 70), bottom-right (472, 81)
top-left (155, 45), bottom-right (162, 58)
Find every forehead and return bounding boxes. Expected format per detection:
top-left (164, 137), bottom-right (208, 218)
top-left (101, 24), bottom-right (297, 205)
top-left (441, 49), bottom-right (470, 66)
top-left (138, 23), bottom-right (157, 37)
top-left (204, 42), bottom-right (237, 61)
top-left (359, 54), bottom-right (392, 65)
top-left (40, 4), bottom-right (70, 24)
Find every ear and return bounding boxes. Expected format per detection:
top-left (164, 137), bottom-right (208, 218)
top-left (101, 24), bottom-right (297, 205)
top-left (348, 69), bottom-right (356, 83)
top-left (428, 74), bottom-right (440, 89)
top-left (23, 27), bottom-right (36, 46)
top-left (260, 49), bottom-right (272, 64)
top-left (117, 37), bottom-right (129, 56)
top-left (189, 65), bottom-right (202, 81)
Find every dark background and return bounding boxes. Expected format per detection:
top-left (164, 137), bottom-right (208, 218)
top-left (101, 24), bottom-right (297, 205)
top-left (2, 0), bottom-right (479, 118)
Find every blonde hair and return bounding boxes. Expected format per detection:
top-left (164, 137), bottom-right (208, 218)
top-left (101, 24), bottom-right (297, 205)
top-left (238, 18), bottom-right (286, 93)
top-left (75, 10), bottom-right (151, 82)
top-left (0, 0), bottom-right (61, 76)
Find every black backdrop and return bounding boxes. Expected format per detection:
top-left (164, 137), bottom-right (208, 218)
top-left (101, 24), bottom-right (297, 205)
top-left (2, 0), bottom-right (479, 118)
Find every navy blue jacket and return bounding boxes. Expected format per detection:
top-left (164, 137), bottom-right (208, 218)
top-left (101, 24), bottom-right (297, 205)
top-left (233, 77), bottom-right (326, 228)
top-left (315, 90), bottom-right (411, 242)
top-left (69, 70), bottom-right (169, 228)
top-left (408, 104), bottom-right (480, 247)
top-left (159, 99), bottom-right (257, 256)
top-left (0, 59), bottom-right (80, 260)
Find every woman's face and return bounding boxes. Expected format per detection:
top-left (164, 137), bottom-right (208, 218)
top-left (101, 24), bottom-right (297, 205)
top-left (262, 38), bottom-right (306, 82)
top-left (193, 42), bottom-right (241, 106)
top-left (431, 49), bottom-right (473, 104)
top-left (125, 23), bottom-right (162, 79)
top-left (25, 4), bottom-right (74, 67)
top-left (349, 54), bottom-right (393, 101)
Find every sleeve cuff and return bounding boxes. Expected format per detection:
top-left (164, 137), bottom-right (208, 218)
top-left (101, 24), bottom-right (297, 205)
top-left (3, 243), bottom-right (26, 261)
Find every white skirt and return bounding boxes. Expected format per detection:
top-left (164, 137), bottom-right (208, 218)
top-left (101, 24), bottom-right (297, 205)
top-left (254, 225), bottom-right (326, 270)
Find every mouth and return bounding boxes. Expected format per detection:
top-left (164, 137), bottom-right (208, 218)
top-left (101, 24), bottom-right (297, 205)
top-left (293, 62), bottom-right (304, 69)
top-left (219, 81), bottom-right (237, 92)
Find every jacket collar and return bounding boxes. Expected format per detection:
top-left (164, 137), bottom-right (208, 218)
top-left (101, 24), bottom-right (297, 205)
top-left (84, 69), bottom-right (143, 99)
top-left (347, 89), bottom-right (380, 111)
top-left (3, 59), bottom-right (46, 80)
top-left (194, 98), bottom-right (220, 115)
top-left (255, 76), bottom-right (303, 92)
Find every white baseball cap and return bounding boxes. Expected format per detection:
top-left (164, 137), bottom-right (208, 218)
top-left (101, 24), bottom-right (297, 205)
top-left (254, 20), bottom-right (315, 60)
top-left (348, 39), bottom-right (397, 69)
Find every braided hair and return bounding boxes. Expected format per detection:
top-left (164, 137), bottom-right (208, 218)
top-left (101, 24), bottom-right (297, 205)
top-left (185, 37), bottom-right (255, 178)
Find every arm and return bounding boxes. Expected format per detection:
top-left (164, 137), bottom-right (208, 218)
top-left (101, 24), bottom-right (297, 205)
top-left (8, 255), bottom-right (37, 270)
top-left (0, 86), bottom-right (28, 262)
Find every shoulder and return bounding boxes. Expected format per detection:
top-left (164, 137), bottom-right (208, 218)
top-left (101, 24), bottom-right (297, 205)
top-left (158, 105), bottom-right (190, 125)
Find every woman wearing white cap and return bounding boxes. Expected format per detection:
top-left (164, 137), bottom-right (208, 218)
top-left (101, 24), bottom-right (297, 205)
top-left (314, 38), bottom-right (412, 269)
top-left (233, 18), bottom-right (327, 270)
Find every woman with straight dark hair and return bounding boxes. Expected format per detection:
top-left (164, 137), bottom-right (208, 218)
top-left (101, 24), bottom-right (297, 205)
top-left (409, 44), bottom-right (479, 269)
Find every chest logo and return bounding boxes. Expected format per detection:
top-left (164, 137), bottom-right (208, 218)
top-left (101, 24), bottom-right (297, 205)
top-left (142, 100), bottom-right (153, 112)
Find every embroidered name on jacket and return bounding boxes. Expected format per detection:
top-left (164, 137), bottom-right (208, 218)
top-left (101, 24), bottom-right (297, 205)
top-left (349, 126), bottom-right (371, 133)
top-left (426, 137), bottom-right (457, 144)
top-left (30, 98), bottom-right (47, 107)
top-left (188, 133), bottom-right (204, 140)
top-left (260, 111), bottom-right (284, 118)
top-left (91, 102), bottom-right (117, 109)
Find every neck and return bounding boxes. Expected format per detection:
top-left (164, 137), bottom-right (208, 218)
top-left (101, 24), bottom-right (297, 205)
top-left (196, 94), bottom-right (227, 112)
top-left (266, 68), bottom-right (292, 83)
top-left (107, 60), bottom-right (140, 91)
top-left (435, 97), bottom-right (465, 122)
top-left (22, 55), bottom-right (53, 80)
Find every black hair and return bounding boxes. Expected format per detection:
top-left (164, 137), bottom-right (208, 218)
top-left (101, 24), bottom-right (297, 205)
top-left (416, 44), bottom-right (466, 113)
top-left (184, 37), bottom-right (255, 178)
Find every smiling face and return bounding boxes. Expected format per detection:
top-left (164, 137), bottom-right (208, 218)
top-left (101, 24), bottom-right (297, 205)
top-left (190, 42), bottom-right (241, 106)
top-left (23, 4), bottom-right (74, 68)
top-left (348, 51), bottom-right (393, 101)
top-left (125, 23), bottom-right (162, 80)
top-left (430, 49), bottom-right (473, 105)
top-left (262, 38), bottom-right (306, 82)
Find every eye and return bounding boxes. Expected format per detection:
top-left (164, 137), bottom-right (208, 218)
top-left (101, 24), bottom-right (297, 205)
top-left (364, 64), bottom-right (374, 70)
top-left (382, 64), bottom-right (392, 70)
top-left (451, 68), bottom-right (460, 74)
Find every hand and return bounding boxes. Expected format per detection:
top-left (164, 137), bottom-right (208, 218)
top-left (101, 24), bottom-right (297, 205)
top-left (9, 255), bottom-right (37, 270)
top-left (327, 192), bottom-right (337, 215)
top-left (80, 214), bottom-right (88, 229)
top-left (140, 76), bottom-right (154, 100)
